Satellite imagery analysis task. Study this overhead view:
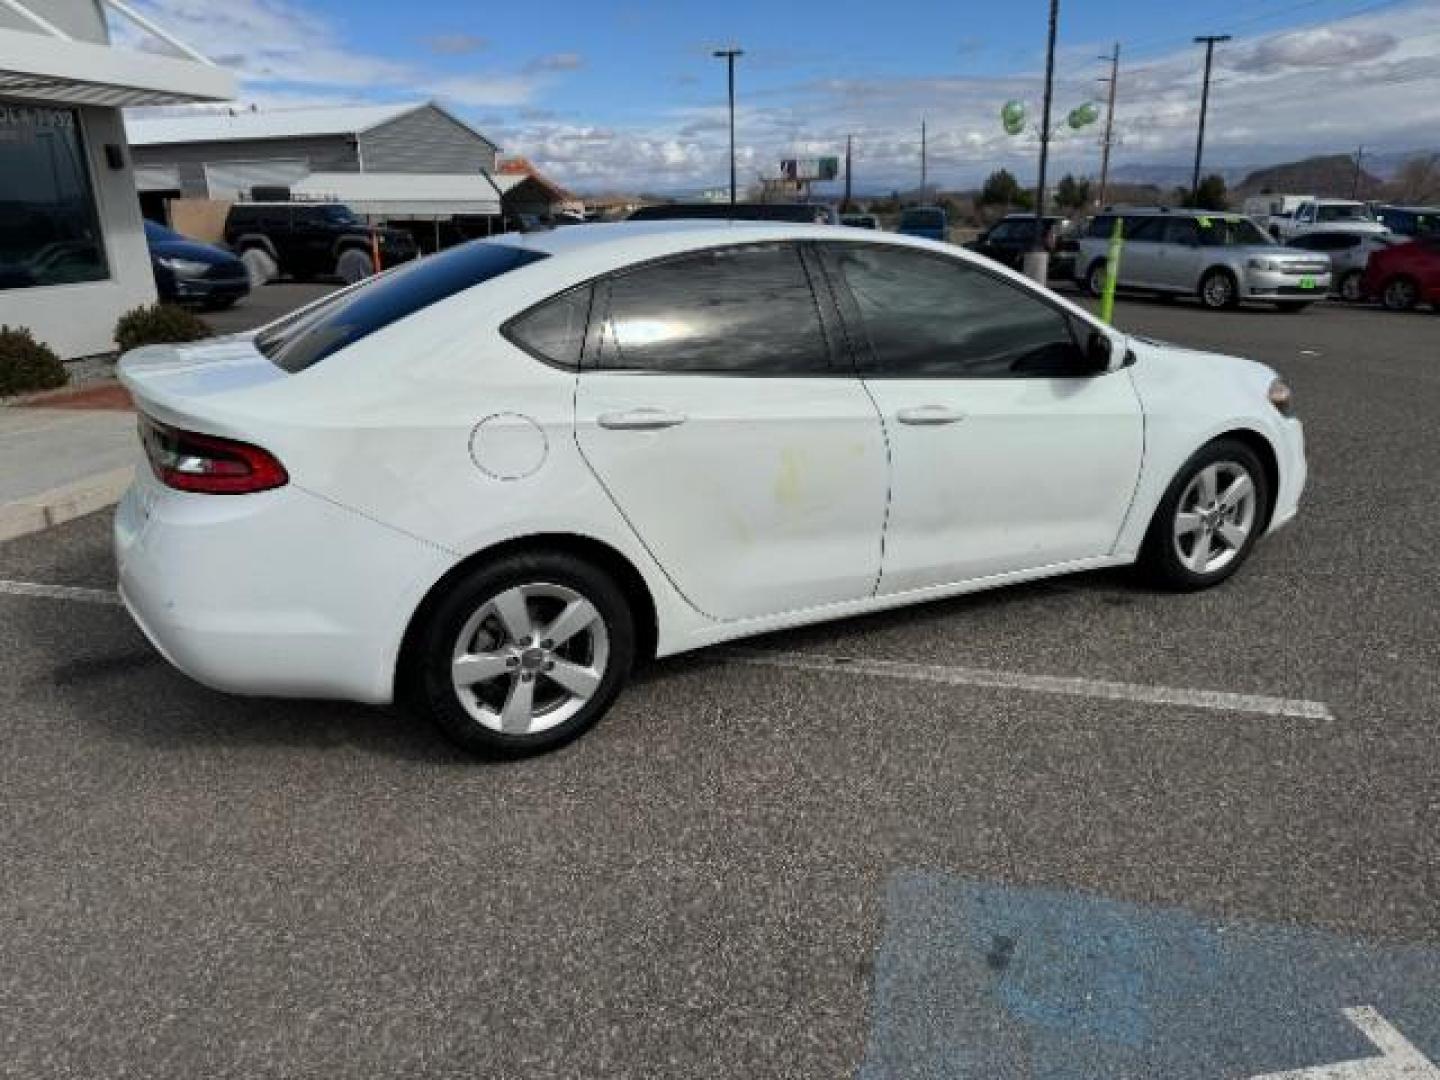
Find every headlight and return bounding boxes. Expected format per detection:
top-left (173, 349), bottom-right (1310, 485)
top-left (1248, 257), bottom-right (1280, 272)
top-left (157, 256), bottom-right (211, 278)
top-left (1268, 378), bottom-right (1295, 417)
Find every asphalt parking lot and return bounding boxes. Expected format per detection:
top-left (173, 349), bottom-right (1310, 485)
top-left (2, 293), bottom-right (1438, 1077)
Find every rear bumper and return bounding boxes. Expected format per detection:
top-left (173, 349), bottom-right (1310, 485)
top-left (115, 471), bottom-right (453, 705)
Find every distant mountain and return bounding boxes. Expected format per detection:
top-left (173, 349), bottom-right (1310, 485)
top-left (1108, 163), bottom-right (1254, 188)
top-left (1235, 154), bottom-right (1382, 198)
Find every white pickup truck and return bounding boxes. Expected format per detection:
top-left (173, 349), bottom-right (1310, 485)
top-left (1271, 198), bottom-right (1389, 241)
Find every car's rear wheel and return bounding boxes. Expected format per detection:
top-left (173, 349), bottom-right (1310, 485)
top-left (335, 248), bottom-right (375, 285)
top-left (1338, 270), bottom-right (1364, 303)
top-left (1199, 269), bottom-right (1239, 310)
top-left (239, 247), bottom-right (277, 288)
top-left (1138, 439), bottom-right (1270, 591)
top-left (1382, 276), bottom-right (1419, 311)
top-left (1085, 260), bottom-right (1109, 298)
top-left (407, 552), bottom-right (635, 756)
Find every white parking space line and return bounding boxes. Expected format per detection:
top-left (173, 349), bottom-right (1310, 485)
top-left (0, 580), bottom-right (122, 606)
top-left (0, 580), bottom-right (1335, 719)
top-left (726, 650), bottom-right (1335, 720)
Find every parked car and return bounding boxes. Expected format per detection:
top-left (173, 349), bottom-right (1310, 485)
top-left (144, 220), bottom-right (249, 309)
top-left (1242, 193), bottom-right (1311, 238)
top-left (223, 200), bottom-right (419, 286)
top-left (115, 222), bottom-right (1306, 757)
top-left (1360, 234), bottom-right (1440, 311)
top-left (1077, 209), bottom-right (1331, 311)
top-left (896, 205), bottom-right (947, 241)
top-left (1374, 205), bottom-right (1440, 238)
top-left (628, 203), bottom-right (840, 224)
top-left (1273, 198), bottom-right (1388, 241)
top-left (966, 213), bottom-right (1077, 278)
top-left (841, 213), bottom-right (880, 229)
top-left (1284, 230), bottom-right (1399, 302)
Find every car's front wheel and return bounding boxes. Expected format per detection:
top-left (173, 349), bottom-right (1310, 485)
top-left (1199, 268), bottom-right (1239, 310)
top-left (1382, 276), bottom-right (1419, 311)
top-left (1139, 439), bottom-right (1270, 591)
top-left (407, 552), bottom-right (635, 756)
top-left (1338, 270), bottom-right (1364, 303)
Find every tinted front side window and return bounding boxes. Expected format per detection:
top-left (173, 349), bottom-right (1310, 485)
top-left (257, 241), bottom-right (547, 372)
top-left (827, 245), bottom-right (1082, 378)
top-left (597, 243), bottom-right (829, 374)
top-left (1126, 218), bottom-right (1167, 242)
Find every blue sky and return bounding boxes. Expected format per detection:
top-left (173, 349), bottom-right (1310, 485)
top-left (122, 0), bottom-right (1440, 192)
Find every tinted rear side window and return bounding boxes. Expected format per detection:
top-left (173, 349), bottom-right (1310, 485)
top-left (257, 242), bottom-right (546, 372)
top-left (597, 243), bottom-right (830, 374)
top-left (504, 285), bottom-right (592, 369)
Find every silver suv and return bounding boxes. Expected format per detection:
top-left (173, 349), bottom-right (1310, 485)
top-left (1075, 209), bottom-right (1332, 311)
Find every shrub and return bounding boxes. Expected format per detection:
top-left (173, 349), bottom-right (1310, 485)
top-left (114, 303), bottom-right (212, 353)
top-left (0, 325), bottom-right (68, 397)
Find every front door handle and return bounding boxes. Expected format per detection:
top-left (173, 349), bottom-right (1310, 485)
top-left (897, 405), bottom-right (966, 426)
top-left (597, 408), bottom-right (688, 431)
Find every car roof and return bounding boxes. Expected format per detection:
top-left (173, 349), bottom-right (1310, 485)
top-left (491, 219), bottom-right (949, 259)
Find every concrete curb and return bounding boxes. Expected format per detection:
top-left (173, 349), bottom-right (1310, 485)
top-left (0, 466), bottom-right (135, 544)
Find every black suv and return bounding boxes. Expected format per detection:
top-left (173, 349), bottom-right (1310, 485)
top-left (965, 213), bottom-right (1078, 278)
top-left (223, 201), bottom-right (418, 284)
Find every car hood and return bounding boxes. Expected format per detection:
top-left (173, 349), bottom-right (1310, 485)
top-left (150, 237), bottom-right (243, 267)
top-left (1129, 334), bottom-right (1277, 391)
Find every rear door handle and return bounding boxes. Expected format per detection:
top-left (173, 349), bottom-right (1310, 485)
top-left (597, 408), bottom-right (688, 431)
top-left (897, 405), bottom-right (966, 426)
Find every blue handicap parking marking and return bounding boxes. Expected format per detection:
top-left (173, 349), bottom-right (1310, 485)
top-left (859, 873), bottom-right (1440, 1079)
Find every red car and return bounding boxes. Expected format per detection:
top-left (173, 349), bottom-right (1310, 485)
top-left (1361, 235), bottom-right (1440, 311)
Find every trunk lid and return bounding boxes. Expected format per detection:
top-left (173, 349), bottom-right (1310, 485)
top-left (119, 337), bottom-right (288, 435)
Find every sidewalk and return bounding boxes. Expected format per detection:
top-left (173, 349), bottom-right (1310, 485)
top-left (0, 387), bottom-right (138, 543)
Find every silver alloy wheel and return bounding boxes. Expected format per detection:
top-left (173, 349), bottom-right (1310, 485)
top-left (1089, 262), bottom-right (1108, 297)
top-left (450, 583), bottom-right (609, 735)
top-left (1202, 272), bottom-right (1234, 308)
top-left (1172, 461), bottom-right (1258, 575)
top-left (1339, 270), bottom-right (1363, 303)
top-left (1384, 278), bottom-right (1417, 311)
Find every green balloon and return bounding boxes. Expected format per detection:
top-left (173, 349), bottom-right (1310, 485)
top-left (1067, 102), bottom-right (1100, 130)
top-left (1001, 100), bottom-right (1027, 135)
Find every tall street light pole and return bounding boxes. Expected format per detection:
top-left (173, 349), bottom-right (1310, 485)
top-left (713, 47), bottom-right (743, 206)
top-left (1023, 0), bottom-right (1060, 283)
top-left (1191, 34), bottom-right (1230, 203)
top-left (1097, 42), bottom-right (1120, 208)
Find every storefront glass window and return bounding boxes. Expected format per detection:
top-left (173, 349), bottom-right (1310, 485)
top-left (0, 105), bottom-right (109, 289)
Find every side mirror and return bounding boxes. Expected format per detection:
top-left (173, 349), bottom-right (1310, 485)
top-left (1085, 330), bottom-right (1113, 373)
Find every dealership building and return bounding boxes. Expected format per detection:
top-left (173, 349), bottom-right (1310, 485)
top-left (0, 0), bottom-right (233, 357)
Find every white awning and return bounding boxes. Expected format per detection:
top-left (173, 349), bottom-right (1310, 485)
top-left (0, 27), bottom-right (234, 107)
top-left (290, 172), bottom-right (503, 218)
top-left (133, 164), bottom-right (180, 192)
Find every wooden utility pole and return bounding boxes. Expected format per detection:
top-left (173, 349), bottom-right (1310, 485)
top-left (1033, 0), bottom-right (1059, 253)
top-left (920, 119), bottom-right (927, 201)
top-left (1191, 34), bottom-right (1231, 202)
top-left (843, 134), bottom-right (853, 211)
top-left (1097, 42), bottom-right (1120, 208)
top-left (1352, 145), bottom-right (1366, 199)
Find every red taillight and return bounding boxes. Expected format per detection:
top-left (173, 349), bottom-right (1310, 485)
top-left (139, 415), bottom-right (288, 494)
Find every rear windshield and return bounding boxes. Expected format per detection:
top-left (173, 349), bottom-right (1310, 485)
top-left (1198, 217), bottom-right (1272, 247)
top-left (1316, 203), bottom-right (1373, 223)
top-left (900, 209), bottom-right (944, 229)
top-left (628, 203), bottom-right (828, 223)
top-left (256, 241), bottom-right (547, 372)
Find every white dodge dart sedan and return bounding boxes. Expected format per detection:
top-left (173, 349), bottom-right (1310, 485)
top-left (116, 221), bottom-right (1306, 755)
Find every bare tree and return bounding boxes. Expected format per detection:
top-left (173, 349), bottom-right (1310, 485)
top-left (1388, 154), bottom-right (1440, 204)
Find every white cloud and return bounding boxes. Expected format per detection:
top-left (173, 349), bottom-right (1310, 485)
top-left (1228, 26), bottom-right (1397, 74)
top-left (422, 33), bottom-right (488, 57)
top-left (524, 52), bottom-right (585, 74)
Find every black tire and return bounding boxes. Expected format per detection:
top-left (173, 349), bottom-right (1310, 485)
top-left (1338, 270), bottom-right (1364, 303)
top-left (1137, 438), bottom-right (1272, 592)
top-left (1381, 276), bottom-right (1419, 312)
top-left (1198, 268), bottom-right (1239, 310)
top-left (1275, 301), bottom-right (1310, 313)
top-left (405, 551), bottom-right (635, 757)
top-left (335, 247), bottom-right (375, 285)
top-left (1085, 260), bottom-right (1109, 298)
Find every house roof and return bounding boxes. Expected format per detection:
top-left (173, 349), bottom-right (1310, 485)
top-left (125, 100), bottom-right (493, 147)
